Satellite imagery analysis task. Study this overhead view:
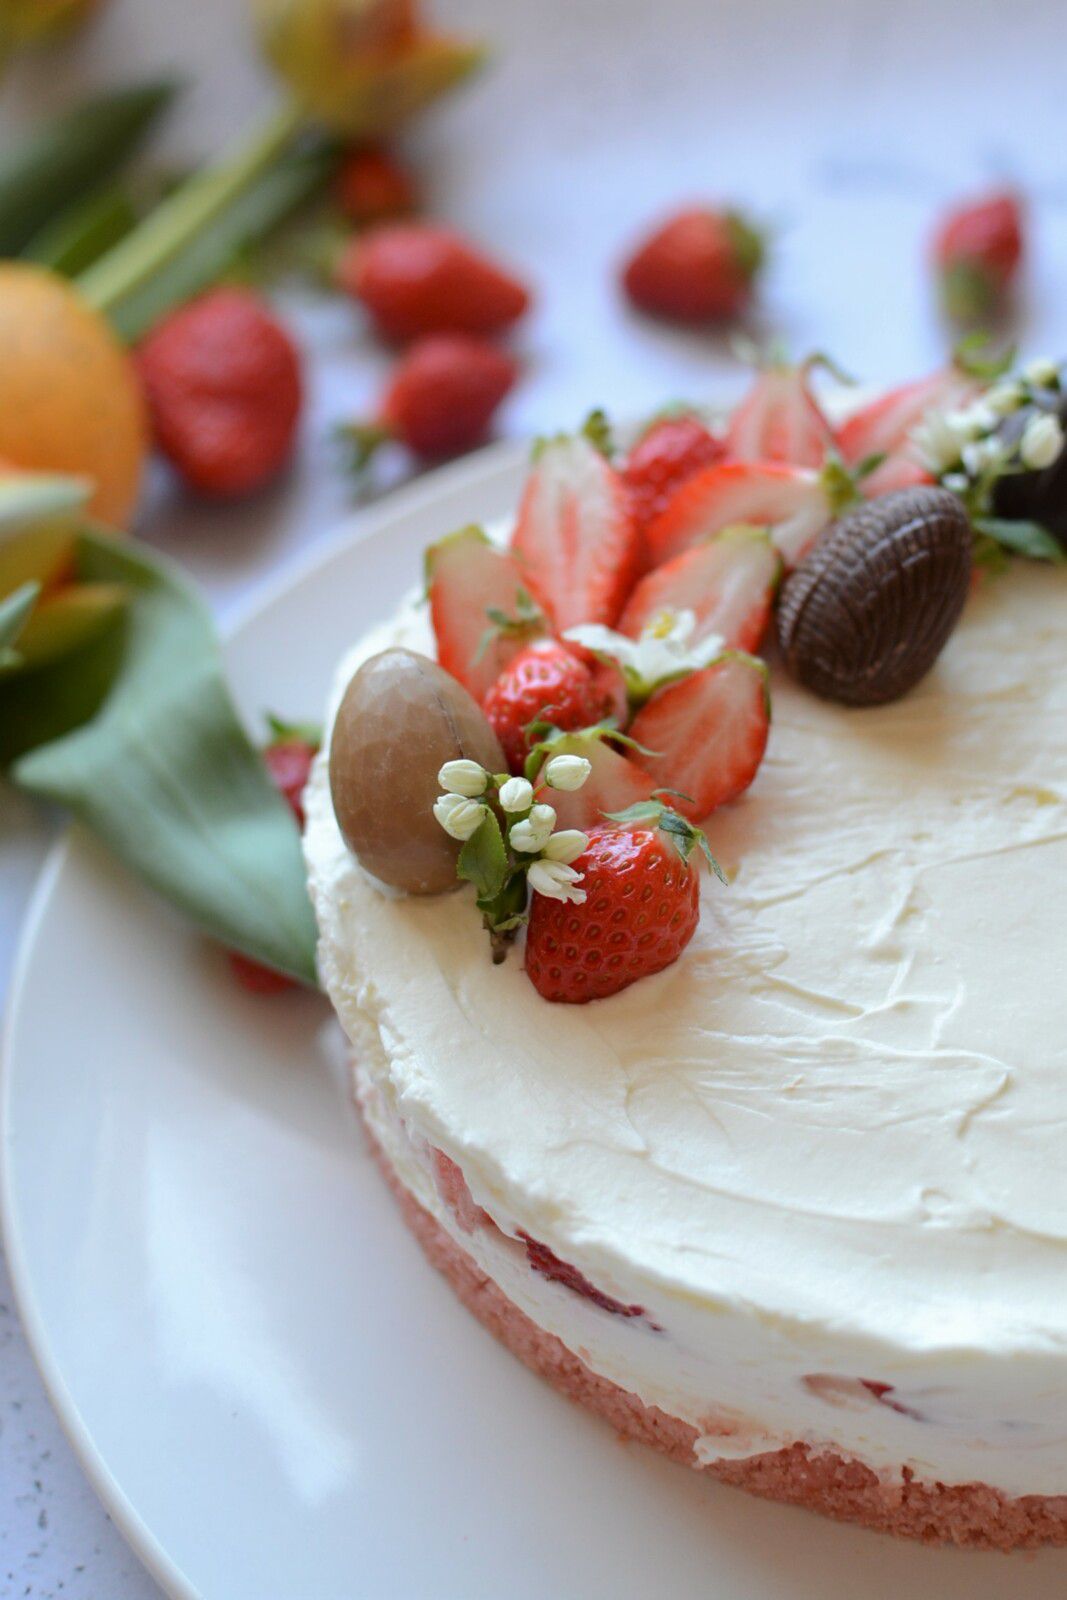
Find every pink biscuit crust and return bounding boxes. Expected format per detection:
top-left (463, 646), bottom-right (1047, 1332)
top-left (367, 1125), bottom-right (1067, 1551)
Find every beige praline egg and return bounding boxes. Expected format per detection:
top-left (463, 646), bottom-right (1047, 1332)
top-left (329, 647), bottom-right (505, 894)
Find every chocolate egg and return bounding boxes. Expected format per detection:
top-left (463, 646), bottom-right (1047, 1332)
top-left (776, 487), bottom-right (972, 707)
top-left (329, 648), bottom-right (505, 894)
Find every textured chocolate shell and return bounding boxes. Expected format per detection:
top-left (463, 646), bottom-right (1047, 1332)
top-left (329, 648), bottom-right (505, 894)
top-left (776, 487), bottom-right (973, 707)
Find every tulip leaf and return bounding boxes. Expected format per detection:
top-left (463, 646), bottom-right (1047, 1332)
top-left (0, 80), bottom-right (179, 256)
top-left (0, 580), bottom-right (40, 671)
top-left (8, 530), bottom-right (318, 985)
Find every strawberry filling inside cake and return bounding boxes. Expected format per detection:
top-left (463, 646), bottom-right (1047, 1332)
top-left (304, 375), bottom-right (1067, 1550)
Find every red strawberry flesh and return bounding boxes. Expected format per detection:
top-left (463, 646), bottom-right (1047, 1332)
top-left (511, 433), bottom-right (640, 630)
top-left (619, 526), bottom-right (781, 654)
top-left (427, 525), bottom-right (551, 701)
top-left (629, 654), bottom-right (769, 821)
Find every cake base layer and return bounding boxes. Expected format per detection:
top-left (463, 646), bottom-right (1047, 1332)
top-left (366, 1125), bottom-right (1067, 1552)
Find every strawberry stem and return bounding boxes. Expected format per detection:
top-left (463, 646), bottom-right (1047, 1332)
top-left (78, 98), bottom-right (305, 326)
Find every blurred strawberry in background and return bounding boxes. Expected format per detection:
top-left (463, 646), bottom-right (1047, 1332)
top-left (622, 205), bottom-right (765, 323)
top-left (932, 190), bottom-right (1024, 327)
top-left (138, 288), bottom-right (303, 498)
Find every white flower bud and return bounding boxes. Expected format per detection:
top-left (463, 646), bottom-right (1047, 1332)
top-left (498, 776), bottom-right (534, 812)
top-left (437, 759), bottom-right (487, 797)
top-left (509, 803), bottom-right (556, 853)
top-left (985, 381), bottom-right (1024, 415)
top-left (942, 471), bottom-right (969, 494)
top-left (528, 859), bottom-right (587, 904)
top-left (1020, 411), bottom-right (1065, 470)
top-left (544, 754), bottom-right (592, 792)
top-left (961, 437), bottom-right (1003, 476)
top-left (912, 411), bottom-right (962, 474)
top-left (433, 793), bottom-right (485, 841)
top-left (542, 829), bottom-right (589, 864)
top-left (1024, 356), bottom-right (1059, 388)
top-left (952, 402), bottom-right (997, 437)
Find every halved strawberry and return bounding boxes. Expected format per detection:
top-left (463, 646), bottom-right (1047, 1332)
top-left (836, 368), bottom-right (979, 498)
top-left (426, 524), bottom-right (550, 701)
top-left (527, 728), bottom-right (656, 831)
top-left (644, 461), bottom-right (832, 570)
top-left (629, 653), bottom-right (769, 821)
top-left (725, 356), bottom-right (836, 467)
top-left (618, 525), bottom-right (781, 654)
top-left (511, 428), bottom-right (640, 630)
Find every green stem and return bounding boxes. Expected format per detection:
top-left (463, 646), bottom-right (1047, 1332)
top-left (77, 98), bottom-right (304, 319)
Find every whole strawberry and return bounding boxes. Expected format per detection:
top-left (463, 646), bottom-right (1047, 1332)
top-left (138, 288), bottom-right (302, 498)
top-left (337, 222), bottom-right (531, 342)
top-left (350, 334), bottom-right (518, 466)
top-left (483, 639), bottom-right (624, 771)
top-left (525, 803), bottom-right (720, 1003)
top-left (229, 722), bottom-right (319, 995)
top-left (622, 206), bottom-right (765, 324)
top-left (622, 411), bottom-right (726, 535)
top-left (933, 191), bottom-right (1024, 325)
top-left (335, 144), bottom-right (417, 227)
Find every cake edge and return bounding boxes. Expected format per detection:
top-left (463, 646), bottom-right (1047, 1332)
top-left (363, 1113), bottom-right (1067, 1553)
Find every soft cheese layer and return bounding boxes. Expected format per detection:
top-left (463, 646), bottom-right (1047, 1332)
top-left (305, 554), bottom-right (1067, 1496)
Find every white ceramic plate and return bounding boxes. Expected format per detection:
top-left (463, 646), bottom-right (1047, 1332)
top-left (3, 447), bottom-right (1066, 1600)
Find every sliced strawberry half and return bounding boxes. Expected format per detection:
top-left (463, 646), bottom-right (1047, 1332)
top-left (426, 524), bottom-right (551, 701)
top-left (618, 525), bottom-right (781, 654)
top-left (511, 429), bottom-right (640, 630)
top-left (629, 653), bottom-right (770, 821)
top-left (836, 368), bottom-right (979, 498)
top-left (725, 357), bottom-right (836, 468)
top-left (527, 728), bottom-right (657, 831)
top-left (645, 461), bottom-right (832, 570)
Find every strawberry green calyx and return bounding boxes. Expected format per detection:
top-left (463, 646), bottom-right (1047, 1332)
top-left (337, 419), bottom-right (393, 475)
top-left (603, 796), bottom-right (727, 881)
top-left (952, 331), bottom-right (1015, 383)
top-left (723, 211), bottom-right (766, 282)
top-left (533, 407), bottom-right (616, 464)
top-left (265, 712), bottom-right (323, 747)
top-left (475, 584), bottom-right (545, 664)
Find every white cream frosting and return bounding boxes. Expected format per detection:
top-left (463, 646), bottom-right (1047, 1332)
top-left (305, 537), bottom-right (1067, 1499)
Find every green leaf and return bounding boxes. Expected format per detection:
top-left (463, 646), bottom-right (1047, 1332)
top-left (0, 471), bottom-right (91, 532)
top-left (23, 184), bottom-right (139, 278)
top-left (0, 581), bottom-right (40, 671)
top-left (602, 797), bottom-right (727, 883)
top-left (456, 809), bottom-right (508, 902)
top-left (972, 517), bottom-right (1067, 564)
top-left (0, 80), bottom-right (179, 257)
top-left (265, 712), bottom-right (323, 747)
top-left (8, 530), bottom-right (318, 985)
top-left (581, 408), bottom-right (615, 458)
top-left (99, 135), bottom-right (337, 344)
top-left (953, 331), bottom-right (1015, 381)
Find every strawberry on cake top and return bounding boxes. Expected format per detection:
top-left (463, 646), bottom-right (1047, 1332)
top-left (305, 357), bottom-right (1067, 1548)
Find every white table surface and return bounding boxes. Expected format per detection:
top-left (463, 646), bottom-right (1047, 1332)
top-left (3, 0), bottom-right (1067, 1593)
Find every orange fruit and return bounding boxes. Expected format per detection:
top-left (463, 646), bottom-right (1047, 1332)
top-left (0, 263), bottom-right (147, 529)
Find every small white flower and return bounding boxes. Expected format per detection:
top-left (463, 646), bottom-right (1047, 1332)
top-left (433, 793), bottom-right (485, 841)
top-left (1020, 411), bottom-right (1065, 470)
top-left (498, 776), bottom-right (534, 812)
top-left (1024, 356), bottom-right (1060, 388)
top-left (509, 803), bottom-right (556, 853)
top-left (985, 380), bottom-right (1024, 415)
top-left (565, 610), bottom-right (724, 704)
top-left (544, 754), bottom-right (592, 791)
top-left (942, 471), bottom-right (969, 494)
top-left (542, 829), bottom-right (589, 864)
top-left (437, 758), bottom-right (488, 797)
top-left (961, 436), bottom-right (1004, 477)
top-left (912, 410), bottom-right (963, 475)
top-left (528, 858), bottom-right (586, 904)
top-left (951, 401), bottom-right (997, 437)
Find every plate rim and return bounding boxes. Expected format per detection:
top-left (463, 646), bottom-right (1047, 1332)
top-left (0, 437), bottom-right (531, 1600)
